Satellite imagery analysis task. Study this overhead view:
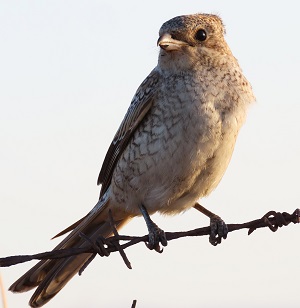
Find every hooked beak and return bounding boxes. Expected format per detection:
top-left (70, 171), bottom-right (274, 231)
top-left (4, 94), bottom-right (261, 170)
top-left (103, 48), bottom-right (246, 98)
top-left (157, 33), bottom-right (189, 51)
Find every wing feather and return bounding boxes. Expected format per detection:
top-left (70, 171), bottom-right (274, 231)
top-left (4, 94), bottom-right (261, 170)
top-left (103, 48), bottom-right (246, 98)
top-left (97, 68), bottom-right (160, 196)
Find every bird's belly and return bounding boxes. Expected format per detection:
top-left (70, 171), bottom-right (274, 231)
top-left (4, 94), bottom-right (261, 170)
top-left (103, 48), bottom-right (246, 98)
top-left (111, 140), bottom-right (233, 216)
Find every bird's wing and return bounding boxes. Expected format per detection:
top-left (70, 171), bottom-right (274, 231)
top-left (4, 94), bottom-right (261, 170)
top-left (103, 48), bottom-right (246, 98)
top-left (97, 68), bottom-right (160, 196)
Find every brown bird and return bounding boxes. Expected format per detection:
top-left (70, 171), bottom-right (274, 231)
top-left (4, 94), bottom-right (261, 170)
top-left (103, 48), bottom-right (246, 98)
top-left (9, 13), bottom-right (255, 307)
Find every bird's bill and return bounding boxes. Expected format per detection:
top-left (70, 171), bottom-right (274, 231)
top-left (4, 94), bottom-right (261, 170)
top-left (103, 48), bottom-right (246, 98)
top-left (157, 33), bottom-right (189, 51)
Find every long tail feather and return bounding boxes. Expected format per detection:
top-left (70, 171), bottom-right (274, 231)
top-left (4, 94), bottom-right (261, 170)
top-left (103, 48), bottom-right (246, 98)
top-left (9, 197), bottom-right (131, 307)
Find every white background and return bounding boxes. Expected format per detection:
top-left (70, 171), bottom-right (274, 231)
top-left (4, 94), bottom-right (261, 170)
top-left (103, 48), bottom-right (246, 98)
top-left (1, 1), bottom-right (300, 307)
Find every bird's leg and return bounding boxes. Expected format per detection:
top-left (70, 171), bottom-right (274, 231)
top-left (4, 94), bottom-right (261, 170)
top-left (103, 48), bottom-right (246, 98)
top-left (139, 204), bottom-right (168, 253)
top-left (194, 202), bottom-right (228, 246)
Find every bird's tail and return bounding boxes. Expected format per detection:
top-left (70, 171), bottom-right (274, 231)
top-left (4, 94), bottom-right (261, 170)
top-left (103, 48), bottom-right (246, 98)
top-left (9, 197), bottom-right (132, 307)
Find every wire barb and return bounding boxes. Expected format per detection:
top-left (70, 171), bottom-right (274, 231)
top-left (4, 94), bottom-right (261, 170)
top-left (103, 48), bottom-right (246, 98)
top-left (108, 210), bottom-right (132, 269)
top-left (248, 208), bottom-right (300, 235)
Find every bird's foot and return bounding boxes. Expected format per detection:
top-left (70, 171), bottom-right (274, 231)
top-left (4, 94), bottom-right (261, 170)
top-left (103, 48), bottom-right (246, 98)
top-left (146, 222), bottom-right (168, 253)
top-left (139, 204), bottom-right (168, 253)
top-left (209, 215), bottom-right (228, 246)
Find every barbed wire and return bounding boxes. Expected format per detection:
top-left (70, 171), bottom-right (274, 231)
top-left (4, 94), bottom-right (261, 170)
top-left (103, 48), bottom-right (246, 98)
top-left (0, 208), bottom-right (299, 272)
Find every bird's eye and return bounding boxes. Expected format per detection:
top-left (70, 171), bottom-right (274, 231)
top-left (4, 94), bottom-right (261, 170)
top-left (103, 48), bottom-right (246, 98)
top-left (195, 29), bottom-right (207, 41)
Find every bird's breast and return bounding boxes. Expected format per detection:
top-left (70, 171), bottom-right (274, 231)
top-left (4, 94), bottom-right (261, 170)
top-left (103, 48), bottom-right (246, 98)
top-left (111, 72), bottom-right (247, 215)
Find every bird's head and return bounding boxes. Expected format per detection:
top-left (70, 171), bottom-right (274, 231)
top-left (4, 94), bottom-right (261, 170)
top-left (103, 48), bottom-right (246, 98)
top-left (157, 14), bottom-right (233, 73)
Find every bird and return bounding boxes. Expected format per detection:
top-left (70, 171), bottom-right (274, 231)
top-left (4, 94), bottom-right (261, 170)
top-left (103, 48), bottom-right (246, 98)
top-left (9, 13), bottom-right (255, 307)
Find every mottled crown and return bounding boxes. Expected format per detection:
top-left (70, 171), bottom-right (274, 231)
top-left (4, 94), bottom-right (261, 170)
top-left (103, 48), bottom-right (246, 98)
top-left (159, 14), bottom-right (225, 36)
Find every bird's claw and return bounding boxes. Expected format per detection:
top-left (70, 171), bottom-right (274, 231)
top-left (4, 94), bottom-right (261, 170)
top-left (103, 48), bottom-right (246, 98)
top-left (209, 215), bottom-right (228, 246)
top-left (146, 224), bottom-right (168, 253)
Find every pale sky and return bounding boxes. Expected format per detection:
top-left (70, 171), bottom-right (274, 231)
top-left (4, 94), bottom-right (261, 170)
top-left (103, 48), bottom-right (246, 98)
top-left (1, 1), bottom-right (300, 307)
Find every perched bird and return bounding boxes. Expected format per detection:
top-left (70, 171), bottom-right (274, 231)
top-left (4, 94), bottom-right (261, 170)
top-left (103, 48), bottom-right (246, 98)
top-left (9, 13), bottom-right (255, 307)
